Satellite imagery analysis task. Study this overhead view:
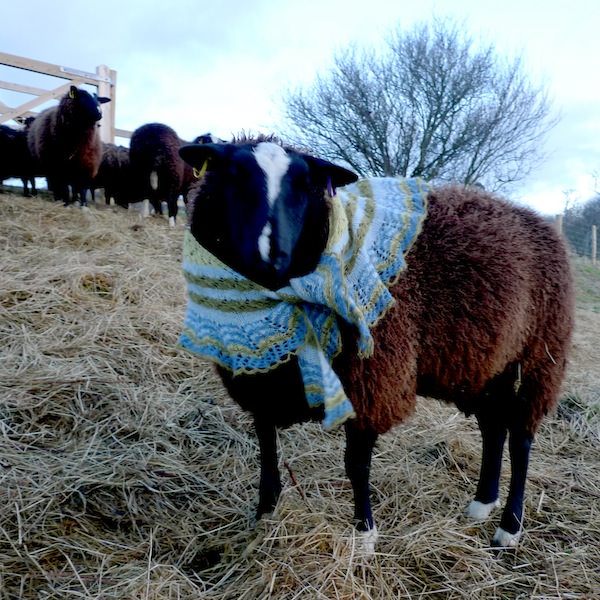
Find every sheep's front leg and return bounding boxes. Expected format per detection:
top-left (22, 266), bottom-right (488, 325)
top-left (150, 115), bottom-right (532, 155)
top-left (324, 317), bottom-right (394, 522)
top-left (254, 416), bottom-right (281, 519)
top-left (467, 412), bottom-right (506, 521)
top-left (344, 420), bottom-right (378, 552)
top-left (493, 428), bottom-right (532, 547)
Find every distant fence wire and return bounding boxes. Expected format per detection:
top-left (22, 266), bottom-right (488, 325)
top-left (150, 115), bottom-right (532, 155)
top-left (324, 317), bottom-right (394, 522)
top-left (558, 197), bottom-right (600, 264)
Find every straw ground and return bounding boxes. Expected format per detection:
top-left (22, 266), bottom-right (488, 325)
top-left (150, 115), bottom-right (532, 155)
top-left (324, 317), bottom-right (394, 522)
top-left (1, 191), bottom-right (599, 599)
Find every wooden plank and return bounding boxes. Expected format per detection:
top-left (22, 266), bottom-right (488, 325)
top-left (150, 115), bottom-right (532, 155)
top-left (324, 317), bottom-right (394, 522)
top-left (115, 128), bottom-right (132, 139)
top-left (0, 82), bottom-right (72, 123)
top-left (0, 79), bottom-right (52, 97)
top-left (0, 51), bottom-right (113, 84)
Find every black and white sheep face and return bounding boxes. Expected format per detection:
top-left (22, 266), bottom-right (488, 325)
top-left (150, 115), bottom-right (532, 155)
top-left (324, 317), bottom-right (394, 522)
top-left (180, 141), bottom-right (358, 289)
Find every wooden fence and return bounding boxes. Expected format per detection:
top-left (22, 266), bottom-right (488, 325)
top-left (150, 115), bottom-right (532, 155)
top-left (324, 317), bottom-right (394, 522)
top-left (0, 51), bottom-right (131, 143)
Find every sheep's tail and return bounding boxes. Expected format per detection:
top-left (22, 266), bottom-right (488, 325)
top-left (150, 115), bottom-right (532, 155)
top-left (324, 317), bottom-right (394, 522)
top-left (150, 170), bottom-right (158, 191)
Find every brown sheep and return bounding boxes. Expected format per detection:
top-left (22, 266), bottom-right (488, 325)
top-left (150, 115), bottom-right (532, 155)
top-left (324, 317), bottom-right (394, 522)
top-left (129, 123), bottom-right (195, 226)
top-left (178, 138), bottom-right (574, 553)
top-left (92, 143), bottom-right (132, 207)
top-left (27, 86), bottom-right (110, 206)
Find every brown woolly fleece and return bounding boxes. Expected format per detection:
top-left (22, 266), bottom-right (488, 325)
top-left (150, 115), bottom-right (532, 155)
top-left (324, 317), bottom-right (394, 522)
top-left (334, 184), bottom-right (574, 436)
top-left (129, 123), bottom-right (194, 206)
top-left (27, 87), bottom-right (105, 203)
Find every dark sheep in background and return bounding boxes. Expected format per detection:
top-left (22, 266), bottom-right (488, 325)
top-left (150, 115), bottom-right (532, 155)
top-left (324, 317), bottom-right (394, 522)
top-left (92, 143), bottom-right (132, 207)
top-left (178, 138), bottom-right (574, 553)
top-left (0, 120), bottom-right (38, 196)
top-left (192, 133), bottom-right (227, 145)
top-left (129, 123), bottom-right (197, 226)
top-left (27, 85), bottom-right (110, 206)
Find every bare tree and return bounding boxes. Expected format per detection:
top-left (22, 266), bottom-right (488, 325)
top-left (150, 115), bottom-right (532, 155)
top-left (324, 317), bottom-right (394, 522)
top-left (280, 19), bottom-right (557, 191)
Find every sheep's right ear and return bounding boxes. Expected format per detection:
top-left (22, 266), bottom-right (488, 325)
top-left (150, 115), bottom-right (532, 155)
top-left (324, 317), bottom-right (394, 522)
top-left (302, 155), bottom-right (359, 188)
top-left (69, 85), bottom-right (78, 99)
top-left (97, 96), bottom-right (111, 104)
top-left (179, 143), bottom-right (227, 169)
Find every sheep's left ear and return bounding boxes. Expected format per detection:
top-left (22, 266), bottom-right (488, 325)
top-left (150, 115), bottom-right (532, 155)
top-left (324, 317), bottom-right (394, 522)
top-left (69, 85), bottom-right (78, 99)
top-left (302, 155), bottom-right (358, 188)
top-left (96, 96), bottom-right (111, 104)
top-left (179, 143), bottom-right (228, 169)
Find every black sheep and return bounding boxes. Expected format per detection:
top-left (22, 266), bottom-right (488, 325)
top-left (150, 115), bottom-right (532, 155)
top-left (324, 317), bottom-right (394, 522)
top-left (0, 121), bottom-right (37, 196)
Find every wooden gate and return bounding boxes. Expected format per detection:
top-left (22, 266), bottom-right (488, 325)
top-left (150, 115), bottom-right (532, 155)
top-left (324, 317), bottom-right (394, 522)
top-left (0, 51), bottom-right (129, 143)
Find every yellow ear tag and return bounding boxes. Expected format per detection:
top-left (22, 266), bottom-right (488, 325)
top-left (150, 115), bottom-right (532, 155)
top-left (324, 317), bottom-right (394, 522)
top-left (69, 87), bottom-right (76, 99)
top-left (193, 160), bottom-right (209, 179)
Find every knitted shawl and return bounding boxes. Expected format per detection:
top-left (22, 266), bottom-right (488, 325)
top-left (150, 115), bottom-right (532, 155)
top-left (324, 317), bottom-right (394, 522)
top-left (180, 177), bottom-right (429, 430)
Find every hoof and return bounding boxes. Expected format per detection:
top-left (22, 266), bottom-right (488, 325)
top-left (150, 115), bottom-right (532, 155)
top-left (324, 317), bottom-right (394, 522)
top-left (169, 216), bottom-right (176, 227)
top-left (346, 525), bottom-right (378, 557)
top-left (358, 525), bottom-right (378, 556)
top-left (491, 526), bottom-right (521, 548)
top-left (466, 498), bottom-right (500, 521)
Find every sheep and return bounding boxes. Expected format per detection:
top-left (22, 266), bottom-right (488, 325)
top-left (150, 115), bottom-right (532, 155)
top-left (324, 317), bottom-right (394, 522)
top-left (192, 133), bottom-right (227, 145)
top-left (177, 137), bottom-right (574, 553)
top-left (0, 121), bottom-right (37, 197)
top-left (92, 143), bottom-right (132, 207)
top-left (129, 123), bottom-right (198, 226)
top-left (26, 85), bottom-right (110, 206)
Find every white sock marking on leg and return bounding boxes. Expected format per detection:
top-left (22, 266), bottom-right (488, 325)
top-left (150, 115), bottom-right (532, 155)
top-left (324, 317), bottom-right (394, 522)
top-left (492, 526), bottom-right (521, 547)
top-left (466, 498), bottom-right (501, 520)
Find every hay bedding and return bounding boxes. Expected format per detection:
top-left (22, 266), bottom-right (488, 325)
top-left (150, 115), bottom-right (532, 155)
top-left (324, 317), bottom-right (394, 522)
top-left (0, 192), bottom-right (599, 599)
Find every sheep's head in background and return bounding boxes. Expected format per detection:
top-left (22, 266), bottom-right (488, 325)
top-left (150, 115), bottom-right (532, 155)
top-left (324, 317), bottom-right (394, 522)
top-left (60, 85), bottom-right (110, 128)
top-left (179, 140), bottom-right (357, 290)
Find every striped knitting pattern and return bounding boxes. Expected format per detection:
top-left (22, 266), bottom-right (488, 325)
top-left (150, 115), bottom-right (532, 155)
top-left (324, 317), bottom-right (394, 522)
top-left (180, 177), bottom-right (429, 429)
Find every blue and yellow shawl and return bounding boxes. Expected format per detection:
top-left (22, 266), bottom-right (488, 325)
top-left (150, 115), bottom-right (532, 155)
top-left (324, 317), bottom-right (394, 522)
top-left (180, 177), bottom-right (429, 429)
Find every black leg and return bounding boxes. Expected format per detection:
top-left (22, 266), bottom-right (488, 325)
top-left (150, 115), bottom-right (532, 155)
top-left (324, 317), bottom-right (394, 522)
top-left (254, 417), bottom-right (281, 519)
top-left (474, 413), bottom-right (507, 506)
top-left (167, 197), bottom-right (178, 224)
top-left (344, 420), bottom-right (378, 532)
top-left (497, 428), bottom-right (532, 539)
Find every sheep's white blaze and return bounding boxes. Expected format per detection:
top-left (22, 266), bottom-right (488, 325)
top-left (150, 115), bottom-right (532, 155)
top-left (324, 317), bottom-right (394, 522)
top-left (253, 143), bottom-right (291, 262)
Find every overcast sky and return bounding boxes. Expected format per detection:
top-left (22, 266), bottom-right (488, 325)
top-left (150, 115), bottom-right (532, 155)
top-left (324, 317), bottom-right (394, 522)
top-left (2, 0), bottom-right (599, 214)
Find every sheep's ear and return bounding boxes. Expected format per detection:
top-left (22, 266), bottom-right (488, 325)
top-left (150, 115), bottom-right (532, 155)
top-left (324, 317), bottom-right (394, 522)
top-left (69, 85), bottom-right (78, 99)
top-left (179, 143), bottom-right (227, 169)
top-left (302, 155), bottom-right (358, 188)
top-left (97, 96), bottom-right (111, 104)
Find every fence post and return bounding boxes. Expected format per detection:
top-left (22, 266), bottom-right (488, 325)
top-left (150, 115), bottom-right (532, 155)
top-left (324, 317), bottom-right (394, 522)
top-left (555, 214), bottom-right (563, 235)
top-left (592, 225), bottom-right (597, 265)
top-left (96, 64), bottom-right (116, 144)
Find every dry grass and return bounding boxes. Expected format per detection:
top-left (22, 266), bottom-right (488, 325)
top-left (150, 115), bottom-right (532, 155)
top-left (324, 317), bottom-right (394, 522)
top-left (1, 191), bottom-right (599, 599)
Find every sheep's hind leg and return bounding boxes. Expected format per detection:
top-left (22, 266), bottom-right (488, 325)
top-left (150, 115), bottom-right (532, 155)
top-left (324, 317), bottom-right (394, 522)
top-left (344, 420), bottom-right (378, 553)
top-left (467, 411), bottom-right (506, 521)
top-left (167, 196), bottom-right (178, 227)
top-left (492, 427), bottom-right (532, 547)
top-left (254, 417), bottom-right (281, 519)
